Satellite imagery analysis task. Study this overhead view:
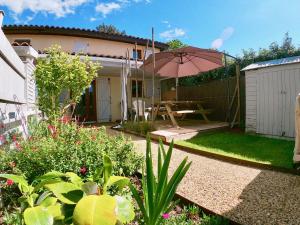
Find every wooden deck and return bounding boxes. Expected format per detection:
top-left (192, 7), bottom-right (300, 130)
top-left (150, 120), bottom-right (229, 142)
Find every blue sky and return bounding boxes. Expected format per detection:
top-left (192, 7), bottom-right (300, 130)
top-left (1, 0), bottom-right (300, 56)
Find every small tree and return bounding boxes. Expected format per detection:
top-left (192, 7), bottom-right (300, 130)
top-left (96, 23), bottom-right (126, 35)
top-left (166, 39), bottom-right (187, 50)
top-left (35, 45), bottom-right (100, 121)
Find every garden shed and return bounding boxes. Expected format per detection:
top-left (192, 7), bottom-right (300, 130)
top-left (242, 56), bottom-right (300, 138)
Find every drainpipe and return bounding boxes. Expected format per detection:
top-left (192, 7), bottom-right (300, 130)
top-left (0, 10), bottom-right (4, 27)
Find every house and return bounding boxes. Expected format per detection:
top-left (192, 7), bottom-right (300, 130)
top-left (0, 11), bottom-right (38, 139)
top-left (242, 56), bottom-right (300, 138)
top-left (3, 25), bottom-right (168, 123)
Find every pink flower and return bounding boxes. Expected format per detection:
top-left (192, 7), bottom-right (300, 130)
top-left (80, 166), bottom-right (87, 175)
top-left (0, 135), bottom-right (5, 143)
top-left (12, 135), bottom-right (17, 142)
top-left (162, 213), bottom-right (170, 219)
top-left (48, 125), bottom-right (57, 138)
top-left (15, 142), bottom-right (22, 150)
top-left (59, 116), bottom-right (70, 124)
top-left (6, 179), bottom-right (14, 186)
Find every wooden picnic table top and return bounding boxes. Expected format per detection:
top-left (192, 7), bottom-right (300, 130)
top-left (156, 100), bottom-right (205, 105)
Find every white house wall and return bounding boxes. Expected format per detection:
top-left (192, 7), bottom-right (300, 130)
top-left (0, 21), bottom-right (38, 139)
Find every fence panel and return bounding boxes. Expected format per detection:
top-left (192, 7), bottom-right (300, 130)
top-left (175, 76), bottom-right (245, 122)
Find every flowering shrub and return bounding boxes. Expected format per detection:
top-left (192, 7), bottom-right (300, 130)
top-left (0, 121), bottom-right (143, 182)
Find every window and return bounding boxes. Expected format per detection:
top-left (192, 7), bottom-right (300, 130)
top-left (132, 80), bottom-right (143, 98)
top-left (132, 49), bottom-right (142, 60)
top-left (12, 39), bottom-right (31, 46)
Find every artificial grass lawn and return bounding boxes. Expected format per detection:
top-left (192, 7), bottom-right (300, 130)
top-left (176, 131), bottom-right (295, 169)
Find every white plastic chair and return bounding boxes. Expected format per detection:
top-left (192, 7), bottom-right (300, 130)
top-left (133, 100), bottom-right (150, 121)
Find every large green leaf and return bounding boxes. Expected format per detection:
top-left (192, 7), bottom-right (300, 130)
top-left (73, 195), bottom-right (117, 225)
top-left (0, 174), bottom-right (28, 187)
top-left (105, 176), bottom-right (129, 192)
top-left (115, 196), bottom-right (135, 224)
top-left (23, 206), bottom-right (53, 225)
top-left (39, 197), bottom-right (58, 207)
top-left (36, 171), bottom-right (64, 181)
top-left (45, 182), bottom-right (83, 204)
top-left (65, 172), bottom-right (83, 187)
top-left (48, 204), bottom-right (64, 220)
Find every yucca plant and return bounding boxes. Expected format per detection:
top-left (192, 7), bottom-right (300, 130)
top-left (130, 137), bottom-right (192, 225)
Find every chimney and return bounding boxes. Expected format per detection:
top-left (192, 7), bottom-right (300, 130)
top-left (0, 10), bottom-right (4, 27)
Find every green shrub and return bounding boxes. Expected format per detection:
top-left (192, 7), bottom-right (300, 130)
top-left (0, 155), bottom-right (135, 225)
top-left (123, 121), bottom-right (156, 135)
top-left (0, 121), bottom-right (143, 182)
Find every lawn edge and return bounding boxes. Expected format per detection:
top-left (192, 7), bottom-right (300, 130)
top-left (114, 128), bottom-right (299, 176)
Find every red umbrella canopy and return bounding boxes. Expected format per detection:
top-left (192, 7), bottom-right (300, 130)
top-left (143, 46), bottom-right (224, 77)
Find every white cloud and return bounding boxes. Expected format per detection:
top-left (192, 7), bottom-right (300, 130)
top-left (211, 38), bottom-right (223, 49)
top-left (95, 0), bottom-right (150, 17)
top-left (95, 2), bottom-right (121, 17)
top-left (159, 28), bottom-right (186, 40)
top-left (162, 20), bottom-right (171, 28)
top-left (211, 26), bottom-right (234, 49)
top-left (0, 0), bottom-right (89, 18)
top-left (90, 17), bottom-right (97, 22)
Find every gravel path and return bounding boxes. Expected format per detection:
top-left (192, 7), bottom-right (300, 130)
top-left (108, 129), bottom-right (300, 225)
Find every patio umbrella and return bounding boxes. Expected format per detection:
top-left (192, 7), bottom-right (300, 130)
top-left (143, 46), bottom-right (224, 100)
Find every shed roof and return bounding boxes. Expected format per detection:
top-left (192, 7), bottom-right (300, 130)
top-left (241, 55), bottom-right (300, 71)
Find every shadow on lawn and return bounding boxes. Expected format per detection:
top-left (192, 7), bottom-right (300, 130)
top-left (182, 131), bottom-right (294, 168)
top-left (222, 170), bottom-right (300, 225)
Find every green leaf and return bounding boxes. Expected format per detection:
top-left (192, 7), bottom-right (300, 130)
top-left (73, 195), bottom-right (117, 225)
top-left (45, 182), bottom-right (83, 204)
top-left (39, 197), bottom-right (58, 207)
top-left (36, 191), bottom-right (52, 206)
top-left (35, 171), bottom-right (64, 181)
top-left (65, 172), bottom-right (83, 187)
top-left (0, 174), bottom-right (28, 188)
top-left (48, 204), bottom-right (64, 220)
top-left (23, 206), bottom-right (53, 225)
top-left (115, 195), bottom-right (135, 224)
top-left (105, 176), bottom-right (129, 191)
top-left (81, 182), bottom-right (98, 195)
top-left (103, 155), bottom-right (112, 185)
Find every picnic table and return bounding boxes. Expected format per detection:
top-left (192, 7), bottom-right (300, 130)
top-left (152, 100), bottom-right (213, 128)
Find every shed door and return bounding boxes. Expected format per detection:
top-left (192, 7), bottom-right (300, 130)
top-left (281, 68), bottom-right (300, 137)
top-left (256, 67), bottom-right (300, 137)
top-left (96, 78), bottom-right (111, 122)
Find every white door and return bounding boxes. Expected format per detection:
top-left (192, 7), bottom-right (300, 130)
top-left (96, 78), bottom-right (111, 122)
top-left (281, 68), bottom-right (300, 137)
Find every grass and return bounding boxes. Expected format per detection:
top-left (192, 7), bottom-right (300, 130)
top-left (176, 130), bottom-right (294, 169)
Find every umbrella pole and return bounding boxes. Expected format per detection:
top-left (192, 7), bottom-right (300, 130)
top-left (134, 43), bottom-right (139, 123)
top-left (175, 77), bottom-right (178, 101)
top-left (142, 40), bottom-right (149, 122)
top-left (127, 49), bottom-right (133, 122)
top-left (151, 27), bottom-right (155, 123)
